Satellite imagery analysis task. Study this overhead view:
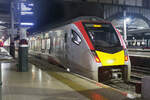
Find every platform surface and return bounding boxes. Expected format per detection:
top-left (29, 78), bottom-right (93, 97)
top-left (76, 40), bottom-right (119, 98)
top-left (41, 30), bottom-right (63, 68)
top-left (2, 63), bottom-right (90, 100)
top-left (129, 48), bottom-right (150, 57)
top-left (129, 51), bottom-right (150, 57)
top-left (0, 47), bottom-right (133, 100)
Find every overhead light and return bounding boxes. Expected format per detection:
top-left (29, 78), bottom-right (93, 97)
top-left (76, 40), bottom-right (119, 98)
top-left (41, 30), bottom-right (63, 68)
top-left (125, 18), bottom-right (131, 23)
top-left (0, 21), bottom-right (5, 24)
top-left (21, 11), bottom-right (34, 15)
top-left (28, 3), bottom-right (34, 6)
top-left (20, 22), bottom-right (34, 26)
top-left (1, 36), bottom-right (4, 39)
top-left (138, 27), bottom-right (145, 29)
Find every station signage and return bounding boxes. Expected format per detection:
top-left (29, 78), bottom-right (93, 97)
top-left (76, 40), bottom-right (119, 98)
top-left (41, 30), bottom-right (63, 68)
top-left (17, 0), bottom-right (35, 27)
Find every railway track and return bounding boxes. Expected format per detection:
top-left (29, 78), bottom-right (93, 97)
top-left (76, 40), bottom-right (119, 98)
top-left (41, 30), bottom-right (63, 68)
top-left (132, 66), bottom-right (150, 74)
top-left (105, 67), bottom-right (145, 95)
top-left (102, 65), bottom-right (148, 95)
top-left (106, 65), bottom-right (146, 92)
top-left (107, 82), bottom-right (136, 94)
top-left (129, 55), bottom-right (150, 83)
top-left (131, 65), bottom-right (150, 83)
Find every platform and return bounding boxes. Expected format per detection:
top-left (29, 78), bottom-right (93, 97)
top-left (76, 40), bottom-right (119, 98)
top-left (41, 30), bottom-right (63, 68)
top-left (129, 48), bottom-right (150, 58)
top-left (2, 63), bottom-right (90, 100)
top-left (0, 47), bottom-right (134, 100)
top-left (129, 51), bottom-right (150, 58)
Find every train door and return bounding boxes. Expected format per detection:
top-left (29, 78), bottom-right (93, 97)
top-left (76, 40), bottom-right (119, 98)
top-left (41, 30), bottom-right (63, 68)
top-left (62, 31), bottom-right (68, 66)
top-left (65, 28), bottom-right (72, 69)
top-left (66, 27), bottom-right (82, 72)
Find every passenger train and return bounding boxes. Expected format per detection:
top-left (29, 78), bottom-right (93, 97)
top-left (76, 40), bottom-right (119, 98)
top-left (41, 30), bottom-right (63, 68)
top-left (29, 17), bottom-right (131, 82)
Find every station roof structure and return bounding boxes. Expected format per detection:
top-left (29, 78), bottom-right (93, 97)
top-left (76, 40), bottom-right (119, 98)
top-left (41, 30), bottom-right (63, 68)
top-left (0, 0), bottom-right (11, 39)
top-left (0, 0), bottom-right (150, 40)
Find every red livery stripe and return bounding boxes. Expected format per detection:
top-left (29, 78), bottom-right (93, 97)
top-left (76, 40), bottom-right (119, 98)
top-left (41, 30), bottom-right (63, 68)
top-left (113, 25), bottom-right (126, 49)
top-left (74, 21), bottom-right (95, 50)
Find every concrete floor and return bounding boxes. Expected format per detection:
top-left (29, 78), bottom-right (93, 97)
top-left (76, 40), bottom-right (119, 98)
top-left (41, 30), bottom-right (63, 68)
top-left (0, 47), bottom-right (133, 100)
top-left (1, 62), bottom-right (91, 100)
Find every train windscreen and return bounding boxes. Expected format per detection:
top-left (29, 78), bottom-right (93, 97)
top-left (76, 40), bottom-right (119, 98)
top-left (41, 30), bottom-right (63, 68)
top-left (83, 22), bottom-right (121, 48)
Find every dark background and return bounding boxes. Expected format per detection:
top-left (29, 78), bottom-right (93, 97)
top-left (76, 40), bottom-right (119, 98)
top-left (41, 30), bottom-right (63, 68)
top-left (30, 0), bottom-right (104, 33)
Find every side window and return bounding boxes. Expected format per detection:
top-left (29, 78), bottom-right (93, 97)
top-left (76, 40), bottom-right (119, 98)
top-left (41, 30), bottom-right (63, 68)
top-left (71, 30), bottom-right (82, 45)
top-left (46, 39), bottom-right (50, 50)
top-left (49, 37), bottom-right (53, 54)
top-left (64, 33), bottom-right (67, 43)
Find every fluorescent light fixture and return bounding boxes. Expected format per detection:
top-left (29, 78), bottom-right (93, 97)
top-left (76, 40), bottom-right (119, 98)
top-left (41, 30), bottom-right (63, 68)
top-left (0, 21), bottom-right (3, 24)
top-left (1, 36), bottom-right (4, 39)
top-left (138, 27), bottom-right (145, 29)
top-left (20, 22), bottom-right (34, 26)
top-left (125, 18), bottom-right (131, 23)
top-left (0, 21), bottom-right (5, 24)
top-left (28, 3), bottom-right (34, 6)
top-left (21, 11), bottom-right (34, 15)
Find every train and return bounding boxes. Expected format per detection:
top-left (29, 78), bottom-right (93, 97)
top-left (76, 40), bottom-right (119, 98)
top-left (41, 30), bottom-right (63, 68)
top-left (28, 16), bottom-right (131, 82)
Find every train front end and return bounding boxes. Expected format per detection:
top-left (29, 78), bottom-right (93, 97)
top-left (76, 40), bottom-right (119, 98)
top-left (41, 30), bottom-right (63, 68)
top-left (82, 21), bottom-right (131, 82)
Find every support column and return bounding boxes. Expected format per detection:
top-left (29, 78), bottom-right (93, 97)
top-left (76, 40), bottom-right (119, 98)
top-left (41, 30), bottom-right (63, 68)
top-left (123, 0), bottom-right (127, 45)
top-left (10, 37), bottom-right (15, 58)
top-left (10, 2), bottom-right (15, 58)
top-left (18, 28), bottom-right (28, 72)
top-left (123, 0), bottom-right (127, 44)
top-left (123, 9), bottom-right (127, 43)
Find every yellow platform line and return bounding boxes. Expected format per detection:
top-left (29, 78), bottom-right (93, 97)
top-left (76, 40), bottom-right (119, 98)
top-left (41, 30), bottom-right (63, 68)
top-left (47, 71), bottom-right (108, 100)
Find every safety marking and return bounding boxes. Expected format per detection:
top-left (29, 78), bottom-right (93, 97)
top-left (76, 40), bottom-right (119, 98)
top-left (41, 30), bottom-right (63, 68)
top-left (73, 72), bottom-right (129, 97)
top-left (47, 71), bottom-right (108, 100)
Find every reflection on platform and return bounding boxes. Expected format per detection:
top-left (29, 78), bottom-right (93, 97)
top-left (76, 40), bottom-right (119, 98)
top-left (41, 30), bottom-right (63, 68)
top-left (0, 48), bottom-right (12, 60)
top-left (1, 62), bottom-right (89, 100)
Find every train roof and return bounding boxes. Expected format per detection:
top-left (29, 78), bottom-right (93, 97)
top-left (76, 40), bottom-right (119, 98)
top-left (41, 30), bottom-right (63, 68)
top-left (28, 16), bottom-right (109, 34)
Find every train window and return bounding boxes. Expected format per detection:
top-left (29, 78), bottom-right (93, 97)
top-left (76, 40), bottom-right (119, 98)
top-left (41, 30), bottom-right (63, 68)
top-left (64, 33), bottom-right (67, 43)
top-left (42, 39), bottom-right (46, 50)
top-left (47, 39), bottom-right (50, 49)
top-left (71, 30), bottom-right (81, 45)
top-left (83, 23), bottom-right (121, 48)
top-left (49, 37), bottom-right (53, 54)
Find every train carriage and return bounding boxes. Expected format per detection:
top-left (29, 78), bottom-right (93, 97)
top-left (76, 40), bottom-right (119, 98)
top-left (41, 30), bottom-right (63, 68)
top-left (29, 17), bottom-right (131, 82)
